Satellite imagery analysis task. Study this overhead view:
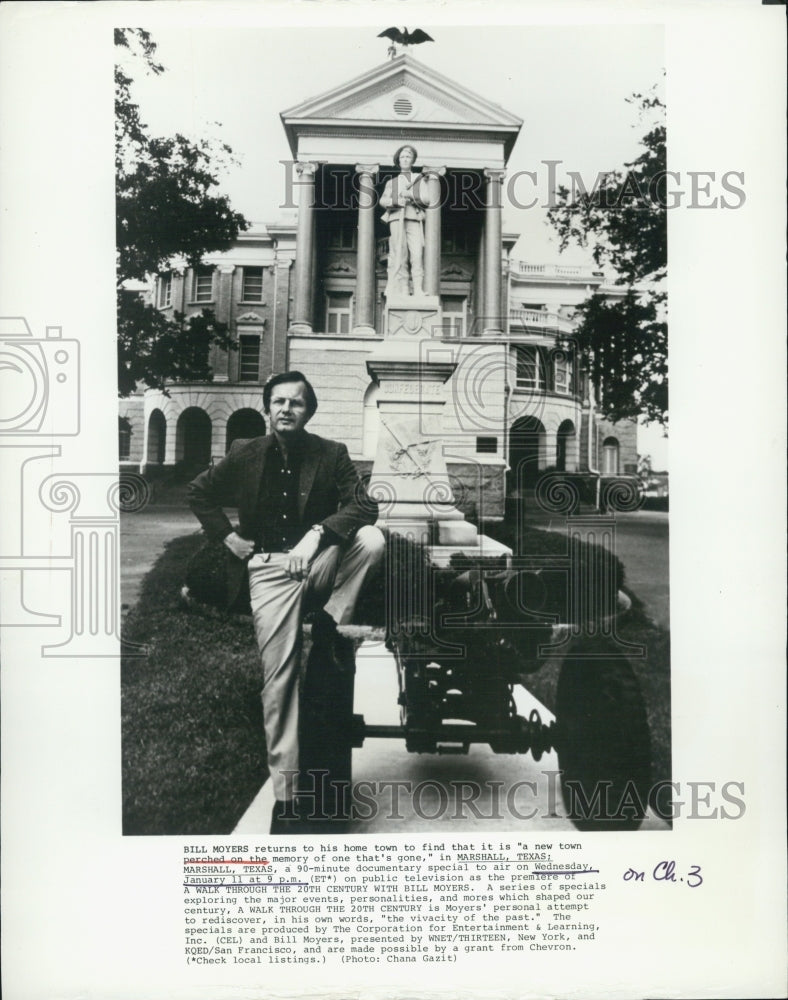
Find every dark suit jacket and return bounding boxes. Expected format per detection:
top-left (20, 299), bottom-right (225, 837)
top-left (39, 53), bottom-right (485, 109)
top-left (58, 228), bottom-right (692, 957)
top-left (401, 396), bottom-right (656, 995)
top-left (188, 432), bottom-right (378, 610)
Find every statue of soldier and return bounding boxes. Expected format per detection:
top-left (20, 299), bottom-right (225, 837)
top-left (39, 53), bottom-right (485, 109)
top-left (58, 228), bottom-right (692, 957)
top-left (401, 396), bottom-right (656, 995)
top-left (380, 144), bottom-right (428, 297)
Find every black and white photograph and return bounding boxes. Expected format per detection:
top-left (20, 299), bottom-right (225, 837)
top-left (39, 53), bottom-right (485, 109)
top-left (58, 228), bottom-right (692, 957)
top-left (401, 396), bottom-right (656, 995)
top-left (1, 2), bottom-right (785, 999)
top-left (115, 21), bottom-right (671, 838)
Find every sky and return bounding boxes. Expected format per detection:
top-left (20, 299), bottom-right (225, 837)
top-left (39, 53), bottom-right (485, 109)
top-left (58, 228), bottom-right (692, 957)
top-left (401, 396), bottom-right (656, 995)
top-left (122, 22), bottom-right (668, 466)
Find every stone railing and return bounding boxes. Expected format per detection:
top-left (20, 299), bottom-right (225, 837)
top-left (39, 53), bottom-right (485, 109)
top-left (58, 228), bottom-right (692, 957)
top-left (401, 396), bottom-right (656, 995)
top-left (510, 261), bottom-right (598, 279)
top-left (509, 308), bottom-right (562, 331)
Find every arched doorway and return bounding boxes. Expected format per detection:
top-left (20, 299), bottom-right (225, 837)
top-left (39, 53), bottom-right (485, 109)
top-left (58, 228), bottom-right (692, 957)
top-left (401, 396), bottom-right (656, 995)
top-left (602, 436), bottom-right (620, 475)
top-left (509, 416), bottom-right (546, 490)
top-left (556, 419), bottom-right (577, 472)
top-left (176, 407), bottom-right (212, 468)
top-left (226, 408), bottom-right (266, 451)
top-left (147, 409), bottom-right (166, 465)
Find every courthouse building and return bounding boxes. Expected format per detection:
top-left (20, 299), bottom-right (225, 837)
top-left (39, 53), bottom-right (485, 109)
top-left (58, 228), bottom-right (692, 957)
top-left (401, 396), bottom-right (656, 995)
top-left (119, 54), bottom-right (637, 519)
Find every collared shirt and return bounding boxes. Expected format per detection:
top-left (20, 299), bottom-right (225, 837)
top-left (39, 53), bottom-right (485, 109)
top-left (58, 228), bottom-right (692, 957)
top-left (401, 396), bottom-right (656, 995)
top-left (255, 437), bottom-right (305, 552)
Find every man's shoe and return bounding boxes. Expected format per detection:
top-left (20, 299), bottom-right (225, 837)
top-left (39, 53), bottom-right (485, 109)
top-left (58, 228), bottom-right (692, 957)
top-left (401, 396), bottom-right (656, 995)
top-left (308, 609), bottom-right (338, 644)
top-left (270, 800), bottom-right (302, 835)
top-left (307, 628), bottom-right (355, 676)
top-left (308, 610), bottom-right (355, 673)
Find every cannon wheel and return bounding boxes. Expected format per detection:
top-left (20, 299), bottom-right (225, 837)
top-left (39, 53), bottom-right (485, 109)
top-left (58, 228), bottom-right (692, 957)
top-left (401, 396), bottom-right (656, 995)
top-left (556, 636), bottom-right (651, 831)
top-left (298, 632), bottom-right (357, 830)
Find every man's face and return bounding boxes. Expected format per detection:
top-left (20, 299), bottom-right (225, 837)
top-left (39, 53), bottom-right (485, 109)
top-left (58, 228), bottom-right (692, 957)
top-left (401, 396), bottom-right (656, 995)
top-left (267, 381), bottom-right (311, 437)
top-left (398, 148), bottom-right (415, 170)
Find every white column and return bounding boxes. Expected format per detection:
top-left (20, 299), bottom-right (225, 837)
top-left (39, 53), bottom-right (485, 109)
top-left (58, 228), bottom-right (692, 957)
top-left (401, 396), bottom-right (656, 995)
top-left (354, 163), bottom-right (379, 335)
top-left (483, 168), bottom-right (505, 336)
top-left (212, 264), bottom-right (235, 381)
top-left (290, 161), bottom-right (319, 333)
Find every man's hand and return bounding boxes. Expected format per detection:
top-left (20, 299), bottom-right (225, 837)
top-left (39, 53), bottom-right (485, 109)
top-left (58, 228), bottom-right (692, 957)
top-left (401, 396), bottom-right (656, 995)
top-left (285, 529), bottom-right (322, 580)
top-left (223, 531), bottom-right (254, 560)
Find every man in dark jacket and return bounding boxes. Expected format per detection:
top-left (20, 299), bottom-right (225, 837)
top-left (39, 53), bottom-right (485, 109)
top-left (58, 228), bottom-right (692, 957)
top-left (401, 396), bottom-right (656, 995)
top-left (188, 371), bottom-right (384, 832)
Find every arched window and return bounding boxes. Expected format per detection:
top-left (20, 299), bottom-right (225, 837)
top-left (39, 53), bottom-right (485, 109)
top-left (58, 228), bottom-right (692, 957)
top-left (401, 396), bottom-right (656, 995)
top-left (602, 436), bottom-right (620, 475)
top-left (147, 409), bottom-right (166, 465)
top-left (556, 419), bottom-right (577, 472)
top-left (118, 417), bottom-right (132, 461)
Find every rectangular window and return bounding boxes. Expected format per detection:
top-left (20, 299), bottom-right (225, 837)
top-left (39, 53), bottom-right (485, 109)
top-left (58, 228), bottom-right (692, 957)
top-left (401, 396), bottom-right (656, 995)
top-left (242, 267), bottom-right (264, 301)
top-left (238, 334), bottom-right (261, 382)
top-left (441, 295), bottom-right (465, 338)
top-left (158, 273), bottom-right (172, 308)
top-left (328, 220), bottom-right (356, 249)
top-left (476, 436), bottom-right (498, 454)
top-left (515, 346), bottom-right (544, 390)
top-left (553, 354), bottom-right (573, 394)
top-left (442, 224), bottom-right (469, 253)
top-left (326, 291), bottom-right (352, 335)
top-left (192, 267), bottom-right (214, 303)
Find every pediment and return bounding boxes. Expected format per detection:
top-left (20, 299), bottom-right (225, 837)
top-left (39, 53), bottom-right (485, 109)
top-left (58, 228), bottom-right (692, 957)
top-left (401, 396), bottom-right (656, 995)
top-left (237, 311), bottom-right (265, 324)
top-left (281, 54), bottom-right (521, 151)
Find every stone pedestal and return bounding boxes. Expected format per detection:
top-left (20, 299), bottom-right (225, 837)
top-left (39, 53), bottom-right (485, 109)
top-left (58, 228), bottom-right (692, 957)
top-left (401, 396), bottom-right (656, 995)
top-left (367, 298), bottom-right (477, 544)
top-left (384, 292), bottom-right (441, 338)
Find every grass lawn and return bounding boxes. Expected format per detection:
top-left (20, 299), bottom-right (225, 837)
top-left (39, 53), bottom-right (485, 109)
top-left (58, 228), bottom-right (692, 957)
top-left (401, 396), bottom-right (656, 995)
top-left (122, 536), bottom-right (265, 835)
top-left (122, 527), bottom-right (670, 835)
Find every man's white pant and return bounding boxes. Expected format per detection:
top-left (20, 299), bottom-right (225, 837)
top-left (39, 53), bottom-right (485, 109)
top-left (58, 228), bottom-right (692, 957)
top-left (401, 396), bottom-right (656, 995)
top-left (247, 525), bottom-right (385, 802)
top-left (387, 217), bottom-right (424, 296)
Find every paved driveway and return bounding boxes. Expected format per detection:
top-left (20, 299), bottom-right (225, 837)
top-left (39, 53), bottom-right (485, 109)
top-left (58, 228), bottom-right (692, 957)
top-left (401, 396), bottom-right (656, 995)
top-left (120, 505), bottom-right (204, 609)
top-left (520, 505), bottom-right (670, 629)
top-left (121, 504), bottom-right (670, 629)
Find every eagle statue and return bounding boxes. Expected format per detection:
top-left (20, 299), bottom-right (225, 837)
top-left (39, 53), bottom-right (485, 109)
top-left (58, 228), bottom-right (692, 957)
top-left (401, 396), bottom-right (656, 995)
top-left (378, 27), bottom-right (434, 59)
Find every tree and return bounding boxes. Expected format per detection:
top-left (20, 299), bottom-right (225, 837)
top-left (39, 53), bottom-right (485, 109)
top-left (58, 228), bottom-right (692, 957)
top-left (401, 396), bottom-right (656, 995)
top-left (115, 28), bottom-right (249, 396)
top-left (547, 85), bottom-right (667, 426)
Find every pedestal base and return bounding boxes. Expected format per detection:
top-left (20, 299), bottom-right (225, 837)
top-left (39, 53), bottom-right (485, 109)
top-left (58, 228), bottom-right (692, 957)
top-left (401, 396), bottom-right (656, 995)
top-left (351, 324), bottom-right (377, 338)
top-left (436, 520), bottom-right (481, 545)
top-left (377, 506), bottom-right (477, 545)
top-left (384, 294), bottom-right (441, 339)
top-left (367, 296), bottom-right (476, 542)
top-left (428, 535), bottom-right (513, 569)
